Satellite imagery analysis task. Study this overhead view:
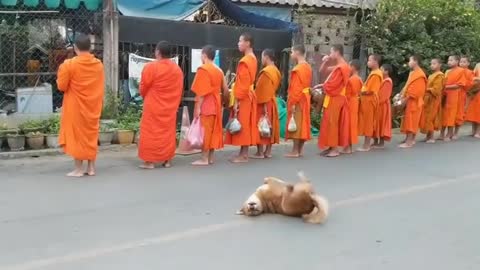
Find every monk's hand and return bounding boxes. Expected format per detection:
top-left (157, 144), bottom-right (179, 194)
top-left (292, 105), bottom-right (296, 113)
top-left (322, 55), bottom-right (330, 62)
top-left (313, 84), bottom-right (323, 90)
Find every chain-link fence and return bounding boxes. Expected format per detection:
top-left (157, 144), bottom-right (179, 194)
top-left (0, 3), bottom-right (102, 115)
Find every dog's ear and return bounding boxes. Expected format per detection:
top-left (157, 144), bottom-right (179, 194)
top-left (286, 184), bottom-right (294, 192)
top-left (236, 208), bottom-right (245, 215)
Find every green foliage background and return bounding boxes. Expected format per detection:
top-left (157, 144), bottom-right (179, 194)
top-left (357, 0), bottom-right (480, 78)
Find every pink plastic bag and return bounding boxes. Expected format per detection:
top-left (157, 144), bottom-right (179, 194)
top-left (186, 117), bottom-right (204, 150)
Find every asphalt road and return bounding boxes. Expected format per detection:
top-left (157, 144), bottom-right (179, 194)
top-left (0, 134), bottom-right (479, 270)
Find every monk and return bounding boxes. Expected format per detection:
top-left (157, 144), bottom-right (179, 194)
top-left (252, 49), bottom-right (281, 159)
top-left (420, 58), bottom-right (445, 143)
top-left (358, 54), bottom-right (383, 152)
top-left (399, 55), bottom-right (427, 148)
top-left (465, 63), bottom-right (480, 138)
top-left (285, 44), bottom-right (312, 158)
top-left (316, 44), bottom-right (351, 157)
top-left (57, 35), bottom-right (104, 177)
top-left (439, 55), bottom-right (466, 141)
top-left (373, 64), bottom-right (393, 148)
top-left (454, 56), bottom-right (474, 139)
top-left (343, 59), bottom-right (363, 153)
top-left (225, 33), bottom-right (258, 163)
top-left (138, 41), bottom-right (184, 169)
top-left (191, 45), bottom-right (227, 166)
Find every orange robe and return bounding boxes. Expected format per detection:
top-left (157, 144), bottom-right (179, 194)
top-left (400, 68), bottom-right (427, 134)
top-left (318, 62), bottom-right (351, 149)
top-left (191, 63), bottom-right (224, 151)
top-left (255, 65), bottom-right (281, 145)
top-left (346, 75), bottom-right (363, 145)
top-left (57, 54), bottom-right (104, 160)
top-left (286, 62), bottom-right (312, 141)
top-left (225, 55), bottom-right (258, 146)
top-left (420, 71), bottom-right (445, 133)
top-left (465, 71), bottom-right (480, 124)
top-left (376, 78), bottom-right (393, 140)
top-left (455, 68), bottom-right (474, 125)
top-left (358, 69), bottom-right (383, 137)
top-left (138, 59), bottom-right (184, 162)
top-left (442, 67), bottom-right (466, 127)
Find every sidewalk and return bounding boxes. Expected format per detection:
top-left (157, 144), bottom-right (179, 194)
top-left (0, 127), bottom-right (473, 160)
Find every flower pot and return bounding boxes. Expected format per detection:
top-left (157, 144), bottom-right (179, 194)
top-left (7, 135), bottom-right (25, 151)
top-left (0, 136), bottom-right (5, 151)
top-left (116, 130), bottom-right (134, 145)
top-left (99, 131), bottom-right (114, 146)
top-left (26, 134), bottom-right (45, 150)
top-left (46, 134), bottom-right (60, 148)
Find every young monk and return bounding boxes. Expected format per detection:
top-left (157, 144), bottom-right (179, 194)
top-left (225, 33), bottom-right (258, 163)
top-left (252, 49), bottom-right (281, 159)
top-left (439, 55), bottom-right (466, 141)
top-left (138, 41), bottom-right (184, 169)
top-left (191, 45), bottom-right (227, 166)
top-left (285, 44), bottom-right (312, 157)
top-left (453, 56), bottom-right (474, 139)
top-left (420, 58), bottom-right (445, 143)
top-left (57, 35), bottom-right (104, 177)
top-left (399, 55), bottom-right (427, 148)
top-left (373, 64), bottom-right (393, 148)
top-left (317, 44), bottom-right (351, 157)
top-left (358, 54), bottom-right (383, 152)
top-left (343, 59), bottom-right (363, 153)
top-left (465, 63), bottom-right (480, 138)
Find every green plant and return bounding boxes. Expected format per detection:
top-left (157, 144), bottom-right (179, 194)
top-left (45, 115), bottom-right (61, 134)
top-left (19, 119), bottom-right (47, 133)
top-left (101, 87), bottom-right (120, 119)
top-left (310, 109), bottom-right (322, 129)
top-left (100, 123), bottom-right (116, 132)
top-left (357, 0), bottom-right (480, 81)
top-left (117, 104), bottom-right (142, 131)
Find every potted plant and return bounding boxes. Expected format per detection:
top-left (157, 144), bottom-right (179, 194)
top-left (101, 87), bottom-right (120, 125)
top-left (19, 119), bottom-right (46, 134)
top-left (45, 115), bottom-right (61, 148)
top-left (25, 131), bottom-right (45, 150)
top-left (99, 123), bottom-right (115, 146)
top-left (6, 130), bottom-right (25, 152)
top-left (116, 104), bottom-right (141, 145)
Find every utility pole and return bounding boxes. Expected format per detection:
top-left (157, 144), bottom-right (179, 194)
top-left (103, 0), bottom-right (119, 95)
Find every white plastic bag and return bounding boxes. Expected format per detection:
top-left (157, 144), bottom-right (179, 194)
top-left (228, 118), bottom-right (242, 134)
top-left (258, 115), bottom-right (271, 138)
top-left (186, 117), bottom-right (204, 149)
top-left (287, 114), bottom-right (297, 132)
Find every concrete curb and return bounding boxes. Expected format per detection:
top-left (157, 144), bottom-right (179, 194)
top-left (0, 144), bottom-right (126, 160)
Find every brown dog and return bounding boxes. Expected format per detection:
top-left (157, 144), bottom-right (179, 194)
top-left (236, 172), bottom-right (329, 224)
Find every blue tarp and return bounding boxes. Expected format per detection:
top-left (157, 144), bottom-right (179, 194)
top-left (211, 0), bottom-right (298, 32)
top-left (117, 0), bottom-right (204, 21)
top-left (238, 4), bottom-right (292, 22)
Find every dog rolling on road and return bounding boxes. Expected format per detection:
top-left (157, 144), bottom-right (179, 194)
top-left (236, 172), bottom-right (329, 224)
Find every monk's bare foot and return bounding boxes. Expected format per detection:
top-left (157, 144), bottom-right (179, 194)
top-left (319, 149), bottom-right (330, 156)
top-left (192, 159), bottom-right (210, 166)
top-left (452, 135), bottom-right (459, 141)
top-left (162, 161), bottom-right (172, 168)
top-left (67, 170), bottom-right (84, 177)
top-left (474, 134), bottom-right (480, 139)
top-left (398, 143), bottom-right (413, 148)
top-left (230, 156), bottom-right (248, 163)
top-left (264, 153), bottom-right (273, 159)
top-left (426, 139), bottom-right (436, 144)
top-left (357, 146), bottom-right (371, 152)
top-left (84, 171), bottom-right (96, 176)
top-left (326, 150), bottom-right (340, 157)
top-left (284, 152), bottom-right (300, 158)
top-left (444, 137), bottom-right (452, 142)
top-left (250, 153), bottom-right (265, 159)
top-left (341, 147), bottom-right (353, 154)
top-left (139, 162), bottom-right (155, 169)
top-left (437, 136), bottom-right (445, 141)
top-left (372, 144), bottom-right (385, 149)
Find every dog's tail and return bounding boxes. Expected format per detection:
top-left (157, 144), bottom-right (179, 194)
top-left (303, 194), bottom-right (329, 224)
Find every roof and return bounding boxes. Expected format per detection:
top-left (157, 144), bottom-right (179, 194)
top-left (230, 0), bottom-right (377, 9)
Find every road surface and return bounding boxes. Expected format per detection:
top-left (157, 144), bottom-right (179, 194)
top-left (0, 135), bottom-right (479, 270)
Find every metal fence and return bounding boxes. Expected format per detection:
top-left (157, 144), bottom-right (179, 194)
top-left (0, 4), bottom-right (102, 114)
